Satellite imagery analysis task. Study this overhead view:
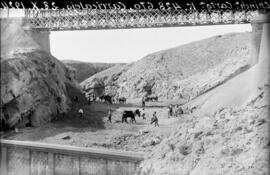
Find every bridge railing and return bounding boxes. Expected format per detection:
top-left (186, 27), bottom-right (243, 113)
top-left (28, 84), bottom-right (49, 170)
top-left (0, 139), bottom-right (144, 175)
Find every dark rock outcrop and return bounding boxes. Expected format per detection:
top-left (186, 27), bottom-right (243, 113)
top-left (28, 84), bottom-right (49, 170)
top-left (1, 18), bottom-right (85, 130)
top-left (1, 50), bottom-right (83, 129)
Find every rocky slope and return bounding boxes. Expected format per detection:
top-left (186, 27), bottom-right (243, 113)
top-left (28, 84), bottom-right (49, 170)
top-left (81, 32), bottom-right (251, 102)
top-left (1, 18), bottom-right (85, 130)
top-left (1, 50), bottom-right (85, 129)
top-left (137, 92), bottom-right (269, 175)
top-left (136, 23), bottom-right (270, 175)
top-left (62, 60), bottom-right (125, 83)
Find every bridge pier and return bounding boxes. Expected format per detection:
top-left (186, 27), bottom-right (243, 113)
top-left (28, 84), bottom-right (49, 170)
top-left (0, 17), bottom-right (51, 56)
top-left (250, 13), bottom-right (270, 66)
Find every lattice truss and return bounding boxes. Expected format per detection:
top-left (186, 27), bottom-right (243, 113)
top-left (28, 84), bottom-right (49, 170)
top-left (25, 9), bottom-right (258, 30)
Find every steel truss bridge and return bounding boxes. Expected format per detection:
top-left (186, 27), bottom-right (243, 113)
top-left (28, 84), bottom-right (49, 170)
top-left (24, 9), bottom-right (259, 31)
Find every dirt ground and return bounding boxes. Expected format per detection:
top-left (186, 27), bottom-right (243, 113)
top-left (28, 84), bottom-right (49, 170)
top-left (2, 101), bottom-right (185, 152)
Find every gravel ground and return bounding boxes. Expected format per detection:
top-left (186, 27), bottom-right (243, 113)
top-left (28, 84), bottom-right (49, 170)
top-left (2, 101), bottom-right (183, 152)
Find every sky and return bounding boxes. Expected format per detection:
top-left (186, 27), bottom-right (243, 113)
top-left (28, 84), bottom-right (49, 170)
top-left (50, 24), bottom-right (251, 63)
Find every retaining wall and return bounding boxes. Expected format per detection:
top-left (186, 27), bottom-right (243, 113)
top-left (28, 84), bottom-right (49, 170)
top-left (0, 139), bottom-right (144, 175)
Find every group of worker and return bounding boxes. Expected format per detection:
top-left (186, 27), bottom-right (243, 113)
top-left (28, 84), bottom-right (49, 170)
top-left (168, 104), bottom-right (184, 118)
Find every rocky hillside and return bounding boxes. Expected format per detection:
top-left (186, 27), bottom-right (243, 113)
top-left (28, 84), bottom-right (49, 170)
top-left (137, 91), bottom-right (269, 175)
top-left (1, 50), bottom-right (85, 129)
top-left (81, 32), bottom-right (251, 102)
top-left (62, 60), bottom-right (125, 83)
top-left (1, 18), bottom-right (85, 130)
top-left (136, 22), bottom-right (270, 175)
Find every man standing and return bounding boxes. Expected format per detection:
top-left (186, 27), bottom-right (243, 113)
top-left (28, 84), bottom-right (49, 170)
top-left (150, 111), bottom-right (159, 127)
top-left (142, 97), bottom-right (146, 108)
top-left (107, 109), bottom-right (112, 123)
top-left (88, 96), bottom-right (91, 105)
top-left (141, 108), bottom-right (146, 120)
top-left (173, 105), bottom-right (178, 117)
top-left (78, 108), bottom-right (84, 118)
top-left (74, 96), bottom-right (79, 102)
top-left (168, 105), bottom-right (173, 118)
top-left (177, 105), bottom-right (184, 117)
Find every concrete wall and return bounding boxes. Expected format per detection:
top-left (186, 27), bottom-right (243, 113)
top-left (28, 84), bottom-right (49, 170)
top-left (250, 13), bottom-right (270, 65)
top-left (250, 22), bottom-right (263, 66)
top-left (0, 140), bottom-right (144, 175)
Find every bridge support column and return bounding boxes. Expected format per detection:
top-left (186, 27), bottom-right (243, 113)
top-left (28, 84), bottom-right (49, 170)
top-left (250, 13), bottom-right (270, 66)
top-left (23, 26), bottom-right (51, 54)
top-left (37, 30), bottom-right (51, 53)
top-left (1, 17), bottom-right (51, 56)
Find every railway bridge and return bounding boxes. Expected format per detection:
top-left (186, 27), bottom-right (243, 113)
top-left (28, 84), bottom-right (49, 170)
top-left (0, 8), bottom-right (267, 64)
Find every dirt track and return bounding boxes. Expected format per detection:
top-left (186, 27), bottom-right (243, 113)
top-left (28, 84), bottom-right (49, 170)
top-left (2, 101), bottom-right (185, 152)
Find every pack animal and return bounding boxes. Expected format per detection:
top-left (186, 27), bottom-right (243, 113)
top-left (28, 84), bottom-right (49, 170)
top-left (122, 109), bottom-right (141, 123)
top-left (100, 95), bottom-right (112, 104)
top-left (118, 97), bottom-right (126, 104)
top-left (145, 95), bottom-right (158, 102)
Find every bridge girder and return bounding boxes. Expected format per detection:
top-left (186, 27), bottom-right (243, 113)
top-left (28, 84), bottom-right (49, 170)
top-left (24, 9), bottom-right (259, 31)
